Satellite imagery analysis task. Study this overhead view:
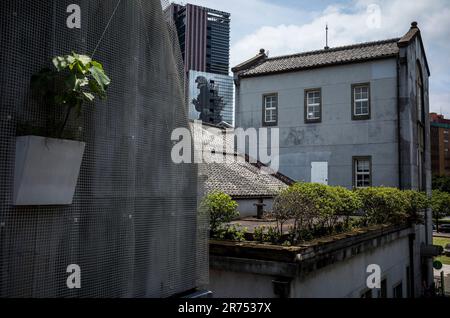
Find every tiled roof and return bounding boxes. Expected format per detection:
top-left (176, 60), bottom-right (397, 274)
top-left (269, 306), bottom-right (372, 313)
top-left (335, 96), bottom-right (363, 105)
top-left (239, 38), bottom-right (401, 78)
top-left (190, 122), bottom-right (291, 198)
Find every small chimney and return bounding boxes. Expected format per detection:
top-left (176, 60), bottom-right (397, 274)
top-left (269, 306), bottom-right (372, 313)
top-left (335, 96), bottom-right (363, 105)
top-left (411, 21), bottom-right (418, 29)
top-left (259, 48), bottom-right (265, 55)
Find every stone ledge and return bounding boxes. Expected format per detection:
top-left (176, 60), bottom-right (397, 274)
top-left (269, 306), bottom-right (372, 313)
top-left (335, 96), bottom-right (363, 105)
top-left (210, 224), bottom-right (412, 277)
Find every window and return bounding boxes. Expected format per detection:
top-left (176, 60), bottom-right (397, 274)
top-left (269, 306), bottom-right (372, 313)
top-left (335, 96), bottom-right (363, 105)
top-left (352, 83), bottom-right (371, 120)
top-left (263, 93), bottom-right (278, 126)
top-left (304, 89), bottom-right (322, 123)
top-left (353, 157), bottom-right (372, 188)
top-left (377, 279), bottom-right (387, 298)
top-left (444, 130), bottom-right (449, 135)
top-left (393, 282), bottom-right (403, 298)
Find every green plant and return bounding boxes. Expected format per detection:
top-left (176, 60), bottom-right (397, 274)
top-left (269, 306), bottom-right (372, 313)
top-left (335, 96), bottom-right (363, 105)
top-left (272, 183), bottom-right (364, 244)
top-left (253, 226), bottom-right (266, 242)
top-left (431, 190), bottom-right (450, 230)
top-left (433, 175), bottom-right (450, 193)
top-left (214, 224), bottom-right (247, 242)
top-left (403, 190), bottom-right (429, 224)
top-left (200, 191), bottom-right (239, 235)
top-left (264, 226), bottom-right (281, 244)
top-left (272, 183), bottom-right (319, 239)
top-left (356, 187), bottom-right (409, 225)
top-left (29, 52), bottom-right (111, 139)
top-left (332, 186), bottom-right (363, 228)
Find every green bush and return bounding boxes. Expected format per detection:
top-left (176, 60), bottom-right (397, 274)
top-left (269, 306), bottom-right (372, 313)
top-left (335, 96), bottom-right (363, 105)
top-left (403, 190), bottom-right (429, 224)
top-left (201, 192), bottom-right (239, 235)
top-left (253, 226), bottom-right (265, 242)
top-left (272, 183), bottom-right (362, 244)
top-left (431, 190), bottom-right (450, 223)
top-left (272, 183), bottom-right (321, 241)
top-left (330, 186), bottom-right (363, 227)
top-left (433, 175), bottom-right (450, 193)
top-left (253, 226), bottom-right (281, 244)
top-left (264, 226), bottom-right (281, 243)
top-left (214, 224), bottom-right (247, 242)
top-left (355, 187), bottom-right (410, 225)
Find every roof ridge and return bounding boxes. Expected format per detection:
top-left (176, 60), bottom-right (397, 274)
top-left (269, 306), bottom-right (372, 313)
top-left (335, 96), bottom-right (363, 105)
top-left (265, 37), bottom-right (401, 62)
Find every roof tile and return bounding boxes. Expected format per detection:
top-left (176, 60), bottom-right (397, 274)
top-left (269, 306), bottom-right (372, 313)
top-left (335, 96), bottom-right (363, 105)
top-left (240, 38), bottom-right (401, 77)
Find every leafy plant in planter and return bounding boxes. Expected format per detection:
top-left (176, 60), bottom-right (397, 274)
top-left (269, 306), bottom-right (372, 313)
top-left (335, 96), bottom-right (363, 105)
top-left (13, 53), bottom-right (111, 206)
top-left (28, 52), bottom-right (111, 139)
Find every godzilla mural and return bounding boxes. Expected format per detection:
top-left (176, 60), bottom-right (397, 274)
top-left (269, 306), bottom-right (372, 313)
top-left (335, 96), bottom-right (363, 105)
top-left (192, 76), bottom-right (226, 124)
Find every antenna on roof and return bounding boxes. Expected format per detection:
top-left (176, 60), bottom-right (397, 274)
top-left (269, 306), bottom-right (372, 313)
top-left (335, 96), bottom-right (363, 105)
top-left (324, 24), bottom-right (330, 50)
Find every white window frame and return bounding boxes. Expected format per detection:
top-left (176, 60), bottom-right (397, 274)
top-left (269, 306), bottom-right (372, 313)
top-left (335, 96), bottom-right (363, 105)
top-left (264, 94), bottom-right (278, 124)
top-left (354, 157), bottom-right (371, 188)
top-left (353, 85), bottom-right (370, 117)
top-left (306, 90), bottom-right (321, 121)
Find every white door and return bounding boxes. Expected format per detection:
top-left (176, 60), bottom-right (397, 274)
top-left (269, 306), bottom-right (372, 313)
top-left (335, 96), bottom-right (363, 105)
top-left (311, 162), bottom-right (328, 185)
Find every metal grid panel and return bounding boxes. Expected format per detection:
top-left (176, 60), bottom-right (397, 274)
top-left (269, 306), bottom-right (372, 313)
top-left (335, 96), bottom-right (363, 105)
top-left (0, 0), bottom-right (206, 298)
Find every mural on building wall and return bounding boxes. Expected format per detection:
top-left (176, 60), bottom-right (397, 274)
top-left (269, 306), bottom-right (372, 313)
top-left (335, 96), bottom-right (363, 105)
top-left (192, 76), bottom-right (225, 124)
top-left (188, 71), bottom-right (234, 126)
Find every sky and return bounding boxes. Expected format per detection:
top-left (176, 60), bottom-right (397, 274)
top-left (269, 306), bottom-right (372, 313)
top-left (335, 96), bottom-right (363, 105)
top-left (170, 0), bottom-right (450, 116)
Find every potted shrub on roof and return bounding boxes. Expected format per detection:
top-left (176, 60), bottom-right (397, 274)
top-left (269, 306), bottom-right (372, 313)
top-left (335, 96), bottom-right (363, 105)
top-left (14, 52), bottom-right (111, 205)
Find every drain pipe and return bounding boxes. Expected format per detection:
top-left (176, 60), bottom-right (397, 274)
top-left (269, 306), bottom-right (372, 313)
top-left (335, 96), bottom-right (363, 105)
top-left (396, 58), bottom-right (403, 190)
top-left (408, 233), bottom-right (416, 298)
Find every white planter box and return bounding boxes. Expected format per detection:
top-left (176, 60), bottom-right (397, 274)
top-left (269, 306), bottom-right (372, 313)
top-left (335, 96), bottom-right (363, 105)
top-left (13, 136), bottom-right (86, 205)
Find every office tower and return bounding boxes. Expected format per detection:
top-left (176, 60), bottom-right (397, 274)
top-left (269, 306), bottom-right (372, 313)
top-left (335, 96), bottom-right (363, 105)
top-left (166, 3), bottom-right (234, 126)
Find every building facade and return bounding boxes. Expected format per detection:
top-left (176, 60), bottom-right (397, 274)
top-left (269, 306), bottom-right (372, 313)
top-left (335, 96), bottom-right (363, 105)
top-left (233, 23), bottom-right (431, 193)
top-left (430, 113), bottom-right (450, 176)
top-left (210, 225), bottom-right (424, 298)
top-left (165, 3), bottom-right (234, 126)
top-left (232, 22), bottom-right (434, 293)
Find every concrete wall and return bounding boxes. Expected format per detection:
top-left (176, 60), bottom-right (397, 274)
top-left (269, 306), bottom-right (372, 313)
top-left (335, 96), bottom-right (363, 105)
top-left (290, 236), bottom-right (409, 298)
top-left (235, 59), bottom-right (400, 188)
top-left (398, 34), bottom-right (433, 285)
top-left (235, 198), bottom-right (274, 218)
top-left (209, 228), bottom-right (415, 298)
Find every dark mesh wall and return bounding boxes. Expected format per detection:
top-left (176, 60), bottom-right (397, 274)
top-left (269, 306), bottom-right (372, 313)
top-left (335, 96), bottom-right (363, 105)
top-left (0, 0), bottom-right (206, 297)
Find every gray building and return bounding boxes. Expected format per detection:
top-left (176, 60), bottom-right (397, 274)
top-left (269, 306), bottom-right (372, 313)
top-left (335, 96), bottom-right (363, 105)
top-left (233, 22), bottom-right (431, 193)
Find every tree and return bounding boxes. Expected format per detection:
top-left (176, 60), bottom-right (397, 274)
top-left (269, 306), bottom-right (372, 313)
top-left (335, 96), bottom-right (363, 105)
top-left (433, 176), bottom-right (450, 193)
top-left (272, 183), bottom-right (318, 239)
top-left (272, 183), bottom-right (362, 243)
top-left (200, 192), bottom-right (239, 235)
top-left (431, 190), bottom-right (450, 232)
top-left (355, 187), bottom-right (409, 225)
top-left (332, 186), bottom-right (363, 228)
top-left (402, 190), bottom-right (429, 224)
